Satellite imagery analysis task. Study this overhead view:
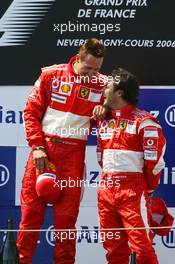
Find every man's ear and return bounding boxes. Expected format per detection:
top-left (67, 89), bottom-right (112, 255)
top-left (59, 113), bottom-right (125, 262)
top-left (76, 54), bottom-right (80, 63)
top-left (117, 89), bottom-right (124, 97)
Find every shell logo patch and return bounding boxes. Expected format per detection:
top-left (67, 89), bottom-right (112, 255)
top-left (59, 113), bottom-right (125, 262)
top-left (58, 82), bottom-right (73, 96)
top-left (119, 120), bottom-right (127, 130)
top-left (99, 119), bottom-right (116, 140)
top-left (61, 84), bottom-right (71, 93)
top-left (108, 120), bottom-right (115, 129)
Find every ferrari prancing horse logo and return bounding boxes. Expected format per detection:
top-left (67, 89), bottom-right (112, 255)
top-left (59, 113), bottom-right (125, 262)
top-left (80, 87), bottom-right (89, 97)
top-left (119, 120), bottom-right (127, 130)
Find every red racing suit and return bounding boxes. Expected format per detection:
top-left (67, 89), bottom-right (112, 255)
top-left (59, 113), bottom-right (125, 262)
top-left (97, 105), bottom-right (166, 264)
top-left (17, 55), bottom-right (106, 264)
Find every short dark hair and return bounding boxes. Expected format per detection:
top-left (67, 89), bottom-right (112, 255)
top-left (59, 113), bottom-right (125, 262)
top-left (112, 67), bottom-right (139, 105)
top-left (79, 38), bottom-right (106, 60)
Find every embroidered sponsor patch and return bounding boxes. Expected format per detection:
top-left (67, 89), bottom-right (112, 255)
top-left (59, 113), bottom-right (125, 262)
top-left (119, 120), bottom-right (127, 130)
top-left (100, 132), bottom-right (113, 140)
top-left (115, 110), bottom-right (121, 117)
top-left (144, 150), bottom-right (157, 160)
top-left (144, 127), bottom-right (158, 138)
top-left (78, 86), bottom-right (90, 99)
top-left (125, 122), bottom-right (137, 134)
top-left (99, 119), bottom-right (116, 140)
top-left (51, 93), bottom-right (67, 104)
top-left (51, 79), bottom-right (60, 92)
top-left (100, 119), bottom-right (116, 130)
top-left (29, 78), bottom-right (42, 99)
top-left (58, 82), bottom-right (73, 96)
top-left (88, 89), bottom-right (102, 102)
top-left (78, 86), bottom-right (102, 102)
top-left (144, 138), bottom-right (158, 150)
top-left (108, 120), bottom-right (116, 129)
top-left (29, 87), bottom-right (38, 99)
top-left (100, 120), bottom-right (109, 129)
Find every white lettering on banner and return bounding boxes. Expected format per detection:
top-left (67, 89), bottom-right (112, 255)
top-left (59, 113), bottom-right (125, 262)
top-left (0, 0), bottom-right (55, 47)
top-left (0, 164), bottom-right (10, 186)
top-left (0, 86), bottom-right (31, 146)
top-left (77, 9), bottom-right (92, 18)
top-left (165, 105), bottom-right (175, 127)
top-left (84, 0), bottom-right (147, 6)
top-left (85, 0), bottom-right (124, 6)
top-left (94, 9), bottom-right (136, 18)
top-left (161, 167), bottom-right (175, 185)
top-left (46, 225), bottom-right (55, 246)
top-left (0, 105), bottom-right (23, 124)
top-left (56, 39), bottom-right (157, 48)
top-left (162, 230), bottom-right (175, 248)
top-left (126, 0), bottom-right (147, 6)
top-left (57, 39), bottom-right (85, 47)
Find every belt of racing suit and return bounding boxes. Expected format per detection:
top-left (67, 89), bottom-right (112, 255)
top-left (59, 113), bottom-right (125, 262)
top-left (43, 133), bottom-right (86, 148)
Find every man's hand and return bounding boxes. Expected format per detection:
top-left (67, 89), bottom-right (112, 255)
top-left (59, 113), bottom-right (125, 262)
top-left (91, 105), bottom-right (110, 120)
top-left (33, 149), bottom-right (49, 173)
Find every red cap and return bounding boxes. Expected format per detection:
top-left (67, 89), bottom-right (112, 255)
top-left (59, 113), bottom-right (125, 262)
top-left (150, 197), bottom-right (174, 236)
top-left (35, 162), bottom-right (61, 204)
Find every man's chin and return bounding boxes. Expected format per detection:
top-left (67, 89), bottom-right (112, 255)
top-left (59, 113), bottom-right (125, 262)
top-left (103, 101), bottom-right (111, 109)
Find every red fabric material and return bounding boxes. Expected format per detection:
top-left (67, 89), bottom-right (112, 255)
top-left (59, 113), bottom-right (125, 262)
top-left (17, 140), bottom-right (85, 264)
top-left (18, 55), bottom-right (106, 263)
top-left (97, 105), bottom-right (166, 190)
top-left (24, 56), bottom-right (106, 149)
top-left (36, 173), bottom-right (61, 204)
top-left (96, 105), bottom-right (166, 264)
top-left (98, 174), bottom-right (159, 264)
top-left (150, 197), bottom-right (174, 236)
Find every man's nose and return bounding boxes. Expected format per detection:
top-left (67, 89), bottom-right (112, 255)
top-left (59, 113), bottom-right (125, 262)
top-left (88, 70), bottom-right (97, 77)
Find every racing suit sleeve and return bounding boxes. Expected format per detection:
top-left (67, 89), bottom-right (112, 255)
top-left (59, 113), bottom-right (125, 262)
top-left (138, 119), bottom-right (166, 190)
top-left (23, 71), bottom-right (50, 149)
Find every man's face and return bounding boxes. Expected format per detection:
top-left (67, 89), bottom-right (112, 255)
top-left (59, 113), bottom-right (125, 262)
top-left (76, 54), bottom-right (103, 79)
top-left (104, 82), bottom-right (122, 109)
